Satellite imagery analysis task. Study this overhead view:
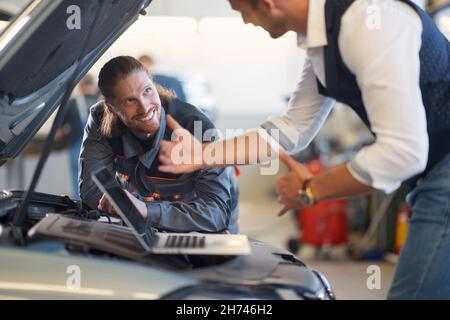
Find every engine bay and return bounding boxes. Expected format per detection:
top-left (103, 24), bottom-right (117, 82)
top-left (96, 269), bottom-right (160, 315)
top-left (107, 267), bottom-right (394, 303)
top-left (0, 189), bottom-right (334, 299)
top-left (0, 190), bottom-right (235, 270)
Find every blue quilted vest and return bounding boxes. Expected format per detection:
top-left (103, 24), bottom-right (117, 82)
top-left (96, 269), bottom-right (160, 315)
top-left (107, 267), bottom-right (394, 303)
top-left (317, 0), bottom-right (450, 185)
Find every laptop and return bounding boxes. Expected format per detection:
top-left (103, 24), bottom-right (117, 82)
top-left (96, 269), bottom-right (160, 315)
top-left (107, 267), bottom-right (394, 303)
top-left (91, 168), bottom-right (250, 255)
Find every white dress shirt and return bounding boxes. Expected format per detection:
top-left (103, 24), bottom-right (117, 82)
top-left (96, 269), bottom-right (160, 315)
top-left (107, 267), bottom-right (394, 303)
top-left (261, 0), bottom-right (429, 193)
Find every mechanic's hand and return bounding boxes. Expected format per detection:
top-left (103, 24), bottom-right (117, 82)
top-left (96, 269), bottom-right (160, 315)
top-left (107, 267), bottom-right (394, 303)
top-left (98, 191), bottom-right (148, 219)
top-left (159, 115), bottom-right (204, 174)
top-left (276, 151), bottom-right (313, 216)
top-left (98, 193), bottom-right (117, 215)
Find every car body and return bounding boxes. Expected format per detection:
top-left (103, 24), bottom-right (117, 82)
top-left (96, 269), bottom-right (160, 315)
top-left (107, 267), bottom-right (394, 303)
top-left (0, 0), bottom-right (334, 300)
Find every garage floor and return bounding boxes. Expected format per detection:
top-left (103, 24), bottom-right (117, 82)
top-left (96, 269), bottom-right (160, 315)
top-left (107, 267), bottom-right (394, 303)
top-left (239, 196), bottom-right (396, 300)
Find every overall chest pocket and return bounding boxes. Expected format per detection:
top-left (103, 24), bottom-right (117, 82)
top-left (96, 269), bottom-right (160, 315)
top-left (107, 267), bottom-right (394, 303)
top-left (114, 157), bottom-right (135, 190)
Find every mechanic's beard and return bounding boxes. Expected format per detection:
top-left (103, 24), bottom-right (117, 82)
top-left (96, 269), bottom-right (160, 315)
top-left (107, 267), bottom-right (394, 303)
top-left (131, 104), bottom-right (162, 136)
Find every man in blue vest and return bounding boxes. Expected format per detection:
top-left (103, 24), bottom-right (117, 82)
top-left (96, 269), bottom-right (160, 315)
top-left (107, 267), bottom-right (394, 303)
top-left (158, 0), bottom-right (450, 299)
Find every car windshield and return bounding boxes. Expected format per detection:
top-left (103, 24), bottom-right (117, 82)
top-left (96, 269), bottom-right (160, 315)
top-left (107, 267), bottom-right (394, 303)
top-left (0, 0), bottom-right (31, 32)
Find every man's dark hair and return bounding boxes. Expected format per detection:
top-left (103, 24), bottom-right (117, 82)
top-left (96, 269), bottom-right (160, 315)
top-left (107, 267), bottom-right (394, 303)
top-left (98, 55), bottom-right (147, 100)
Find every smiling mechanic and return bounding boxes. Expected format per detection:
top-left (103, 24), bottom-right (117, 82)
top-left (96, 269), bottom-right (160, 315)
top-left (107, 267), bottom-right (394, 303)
top-left (157, 0), bottom-right (450, 299)
top-left (79, 56), bottom-right (239, 234)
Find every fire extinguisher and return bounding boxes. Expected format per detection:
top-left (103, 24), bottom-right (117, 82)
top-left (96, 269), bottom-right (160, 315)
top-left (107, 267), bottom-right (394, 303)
top-left (394, 204), bottom-right (412, 255)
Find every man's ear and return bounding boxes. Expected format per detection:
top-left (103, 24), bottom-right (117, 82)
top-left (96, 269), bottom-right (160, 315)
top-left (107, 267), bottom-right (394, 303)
top-left (261, 0), bottom-right (276, 12)
top-left (261, 0), bottom-right (285, 15)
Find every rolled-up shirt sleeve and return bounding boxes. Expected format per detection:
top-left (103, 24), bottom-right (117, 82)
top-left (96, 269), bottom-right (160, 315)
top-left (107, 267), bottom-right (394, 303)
top-left (341, 1), bottom-right (428, 193)
top-left (260, 58), bottom-right (335, 154)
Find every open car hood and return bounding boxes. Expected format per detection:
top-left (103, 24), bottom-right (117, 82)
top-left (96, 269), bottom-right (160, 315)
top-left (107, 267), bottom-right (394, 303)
top-left (0, 0), bottom-right (152, 166)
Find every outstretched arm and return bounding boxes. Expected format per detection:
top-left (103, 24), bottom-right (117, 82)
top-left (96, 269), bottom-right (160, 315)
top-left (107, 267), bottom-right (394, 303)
top-left (158, 115), bottom-right (279, 173)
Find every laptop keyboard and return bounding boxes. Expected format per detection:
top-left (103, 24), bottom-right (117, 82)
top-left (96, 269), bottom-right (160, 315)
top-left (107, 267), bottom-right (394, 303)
top-left (164, 235), bottom-right (206, 248)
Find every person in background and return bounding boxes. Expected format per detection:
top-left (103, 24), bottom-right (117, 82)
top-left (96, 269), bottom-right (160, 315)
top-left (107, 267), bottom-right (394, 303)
top-left (73, 74), bottom-right (101, 126)
top-left (60, 74), bottom-right (100, 199)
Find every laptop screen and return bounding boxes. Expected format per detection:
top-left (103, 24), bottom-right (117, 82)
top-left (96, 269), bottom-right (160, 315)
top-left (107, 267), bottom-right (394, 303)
top-left (91, 168), bottom-right (155, 244)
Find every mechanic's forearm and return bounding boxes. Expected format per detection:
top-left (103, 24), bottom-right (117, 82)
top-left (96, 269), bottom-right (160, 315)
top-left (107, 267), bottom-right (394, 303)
top-left (145, 202), bottom-right (229, 233)
top-left (201, 131), bottom-right (278, 168)
top-left (310, 164), bottom-right (377, 202)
